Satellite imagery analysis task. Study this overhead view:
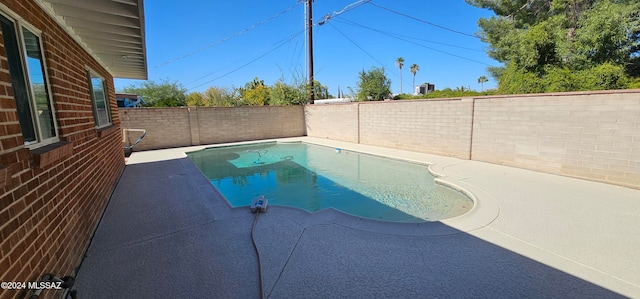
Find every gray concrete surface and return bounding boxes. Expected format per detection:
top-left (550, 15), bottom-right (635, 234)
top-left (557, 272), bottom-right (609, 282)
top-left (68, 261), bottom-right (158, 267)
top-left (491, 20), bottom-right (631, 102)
top-left (74, 137), bottom-right (640, 298)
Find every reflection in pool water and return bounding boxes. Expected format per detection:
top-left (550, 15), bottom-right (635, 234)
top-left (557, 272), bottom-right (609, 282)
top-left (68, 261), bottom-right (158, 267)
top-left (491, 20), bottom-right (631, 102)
top-left (187, 142), bottom-right (473, 222)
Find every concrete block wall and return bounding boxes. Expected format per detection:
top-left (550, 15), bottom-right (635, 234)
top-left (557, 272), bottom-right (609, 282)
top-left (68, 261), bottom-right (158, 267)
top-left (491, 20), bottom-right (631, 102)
top-left (358, 99), bottom-right (474, 159)
top-left (303, 90), bottom-right (640, 189)
top-left (304, 103), bottom-right (359, 143)
top-left (120, 107), bottom-right (191, 151)
top-left (196, 105), bottom-right (305, 144)
top-left (119, 105), bottom-right (305, 151)
top-left (472, 91), bottom-right (640, 189)
top-left (0, 1), bottom-right (125, 298)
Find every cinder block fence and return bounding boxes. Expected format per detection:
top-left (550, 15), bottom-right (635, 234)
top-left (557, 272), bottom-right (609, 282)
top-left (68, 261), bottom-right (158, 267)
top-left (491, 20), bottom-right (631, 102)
top-left (119, 89), bottom-right (639, 190)
top-left (471, 92), bottom-right (640, 189)
top-left (303, 90), bottom-right (640, 189)
top-left (119, 105), bottom-right (306, 151)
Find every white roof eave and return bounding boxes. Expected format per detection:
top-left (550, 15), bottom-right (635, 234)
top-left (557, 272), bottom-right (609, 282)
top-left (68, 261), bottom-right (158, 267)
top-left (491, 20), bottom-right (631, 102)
top-left (35, 0), bottom-right (148, 80)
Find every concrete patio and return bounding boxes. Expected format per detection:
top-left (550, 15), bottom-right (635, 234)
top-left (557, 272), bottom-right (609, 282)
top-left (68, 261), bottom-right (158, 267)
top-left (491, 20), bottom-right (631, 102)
top-left (74, 137), bottom-right (640, 298)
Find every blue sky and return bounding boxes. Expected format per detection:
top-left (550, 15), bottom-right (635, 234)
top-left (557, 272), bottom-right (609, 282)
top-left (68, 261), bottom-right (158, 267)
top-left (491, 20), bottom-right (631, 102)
top-left (115, 0), bottom-right (498, 95)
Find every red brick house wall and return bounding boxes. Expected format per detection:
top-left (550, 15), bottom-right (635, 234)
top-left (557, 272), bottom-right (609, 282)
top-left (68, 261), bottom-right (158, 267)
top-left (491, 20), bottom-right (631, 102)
top-left (0, 1), bottom-right (125, 298)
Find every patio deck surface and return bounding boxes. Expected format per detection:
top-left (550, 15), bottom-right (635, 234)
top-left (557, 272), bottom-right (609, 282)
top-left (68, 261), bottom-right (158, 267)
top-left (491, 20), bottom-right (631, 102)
top-left (74, 137), bottom-right (640, 298)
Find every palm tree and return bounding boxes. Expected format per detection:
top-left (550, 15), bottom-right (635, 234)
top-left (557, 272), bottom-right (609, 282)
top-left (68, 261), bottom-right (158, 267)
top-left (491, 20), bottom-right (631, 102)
top-left (409, 64), bottom-right (419, 95)
top-left (478, 75), bottom-right (488, 91)
top-left (396, 57), bottom-right (405, 94)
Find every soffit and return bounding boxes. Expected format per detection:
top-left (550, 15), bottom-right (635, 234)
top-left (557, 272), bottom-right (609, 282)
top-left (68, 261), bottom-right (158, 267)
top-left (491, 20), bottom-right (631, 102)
top-left (37, 0), bottom-right (148, 79)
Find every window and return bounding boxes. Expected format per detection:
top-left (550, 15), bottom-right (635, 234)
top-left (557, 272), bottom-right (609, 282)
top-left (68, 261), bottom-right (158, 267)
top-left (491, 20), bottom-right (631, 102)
top-left (87, 71), bottom-right (111, 128)
top-left (1, 13), bottom-right (57, 146)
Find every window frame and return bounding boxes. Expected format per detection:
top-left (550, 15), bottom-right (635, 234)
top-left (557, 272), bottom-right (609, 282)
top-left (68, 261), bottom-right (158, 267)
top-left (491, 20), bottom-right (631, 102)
top-left (86, 69), bottom-right (112, 129)
top-left (0, 9), bottom-right (59, 148)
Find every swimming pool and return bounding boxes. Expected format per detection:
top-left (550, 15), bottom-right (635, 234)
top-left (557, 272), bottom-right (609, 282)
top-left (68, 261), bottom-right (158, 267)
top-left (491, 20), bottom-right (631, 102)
top-left (187, 142), bottom-right (473, 222)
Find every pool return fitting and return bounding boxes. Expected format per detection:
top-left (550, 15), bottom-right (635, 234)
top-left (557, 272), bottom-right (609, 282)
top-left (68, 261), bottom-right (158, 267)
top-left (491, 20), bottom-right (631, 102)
top-left (250, 195), bottom-right (268, 299)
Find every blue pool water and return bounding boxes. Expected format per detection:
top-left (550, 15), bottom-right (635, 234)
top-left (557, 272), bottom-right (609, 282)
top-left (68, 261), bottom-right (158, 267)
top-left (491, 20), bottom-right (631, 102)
top-left (187, 142), bottom-right (473, 222)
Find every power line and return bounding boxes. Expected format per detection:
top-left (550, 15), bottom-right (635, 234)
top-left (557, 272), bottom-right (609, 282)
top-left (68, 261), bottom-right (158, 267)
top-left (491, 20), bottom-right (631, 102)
top-left (154, 2), bottom-right (302, 68)
top-left (334, 18), bottom-right (484, 52)
top-left (318, 0), bottom-right (371, 25)
top-left (327, 22), bottom-right (386, 68)
top-left (186, 31), bottom-right (304, 89)
top-left (367, 2), bottom-right (479, 39)
top-left (332, 18), bottom-right (493, 66)
top-left (186, 30), bottom-right (305, 91)
top-left (327, 22), bottom-right (409, 87)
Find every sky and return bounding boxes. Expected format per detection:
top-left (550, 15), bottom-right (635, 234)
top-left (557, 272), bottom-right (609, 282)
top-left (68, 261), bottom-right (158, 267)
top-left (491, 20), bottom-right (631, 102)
top-left (114, 0), bottom-right (499, 96)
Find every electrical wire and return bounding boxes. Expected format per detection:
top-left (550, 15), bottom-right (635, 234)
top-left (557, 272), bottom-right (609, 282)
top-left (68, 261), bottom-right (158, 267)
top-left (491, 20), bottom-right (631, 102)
top-left (317, 0), bottom-right (371, 25)
top-left (154, 2), bottom-right (302, 68)
top-left (327, 23), bottom-right (386, 68)
top-left (367, 2), bottom-right (479, 39)
top-left (327, 23), bottom-right (410, 87)
top-left (332, 19), bottom-right (493, 66)
top-left (186, 30), bottom-right (305, 91)
top-left (334, 18), bottom-right (484, 52)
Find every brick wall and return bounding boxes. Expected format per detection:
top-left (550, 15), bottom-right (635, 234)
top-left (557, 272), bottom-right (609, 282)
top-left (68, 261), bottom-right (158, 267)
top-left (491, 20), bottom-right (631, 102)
top-left (472, 91), bottom-right (640, 189)
top-left (0, 1), bottom-right (125, 298)
top-left (119, 105), bottom-right (306, 151)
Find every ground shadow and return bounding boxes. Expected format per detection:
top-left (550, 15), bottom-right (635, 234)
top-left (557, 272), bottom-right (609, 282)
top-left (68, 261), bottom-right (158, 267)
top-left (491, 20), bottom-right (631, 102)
top-left (72, 157), bottom-right (629, 299)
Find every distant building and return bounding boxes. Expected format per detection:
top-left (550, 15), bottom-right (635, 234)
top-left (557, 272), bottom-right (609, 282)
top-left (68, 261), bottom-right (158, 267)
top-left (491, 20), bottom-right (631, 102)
top-left (116, 93), bottom-right (146, 108)
top-left (415, 83), bottom-right (435, 95)
top-left (314, 97), bottom-right (354, 105)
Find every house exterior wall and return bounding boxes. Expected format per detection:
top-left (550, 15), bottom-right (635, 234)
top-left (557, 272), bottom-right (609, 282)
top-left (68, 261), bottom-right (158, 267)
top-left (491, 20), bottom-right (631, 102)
top-left (0, 1), bottom-right (125, 298)
top-left (119, 105), bottom-right (306, 151)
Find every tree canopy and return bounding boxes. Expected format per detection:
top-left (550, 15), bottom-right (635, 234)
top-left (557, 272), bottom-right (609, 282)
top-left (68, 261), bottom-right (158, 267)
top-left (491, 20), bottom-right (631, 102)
top-left (466, 0), bottom-right (640, 93)
top-left (122, 80), bottom-right (187, 107)
top-left (357, 67), bottom-right (392, 101)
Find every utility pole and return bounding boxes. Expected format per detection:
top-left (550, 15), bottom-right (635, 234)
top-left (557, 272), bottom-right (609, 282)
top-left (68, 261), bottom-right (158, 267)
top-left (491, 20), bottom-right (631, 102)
top-left (307, 0), bottom-right (314, 104)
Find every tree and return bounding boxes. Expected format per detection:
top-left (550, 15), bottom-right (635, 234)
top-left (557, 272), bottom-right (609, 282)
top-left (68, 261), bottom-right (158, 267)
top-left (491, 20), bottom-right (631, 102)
top-left (268, 78), bottom-right (330, 106)
top-left (121, 79), bottom-right (187, 107)
top-left (465, 0), bottom-right (640, 93)
top-left (269, 80), bottom-right (306, 106)
top-left (395, 57), bottom-right (405, 94)
top-left (204, 86), bottom-right (238, 106)
top-left (455, 86), bottom-right (469, 92)
top-left (409, 64), bottom-right (419, 95)
top-left (309, 80), bottom-right (331, 100)
top-left (185, 92), bottom-right (205, 106)
top-left (477, 75), bottom-right (488, 91)
top-left (240, 77), bottom-right (270, 106)
top-left (356, 67), bottom-right (392, 101)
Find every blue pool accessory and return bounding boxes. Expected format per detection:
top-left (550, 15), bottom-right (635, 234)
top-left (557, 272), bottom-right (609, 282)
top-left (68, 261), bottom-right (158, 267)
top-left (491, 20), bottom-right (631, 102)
top-left (250, 195), bottom-right (268, 213)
